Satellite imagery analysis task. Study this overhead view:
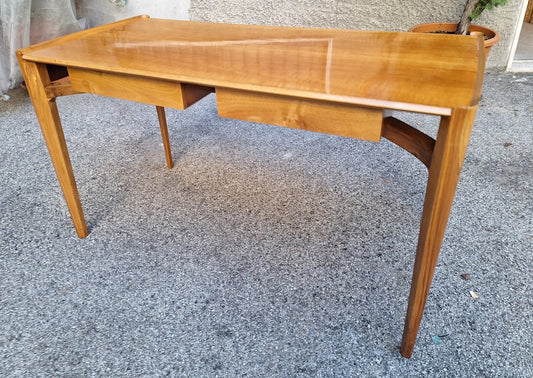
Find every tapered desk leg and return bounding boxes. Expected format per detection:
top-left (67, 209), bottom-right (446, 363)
top-left (156, 106), bottom-right (173, 169)
top-left (401, 106), bottom-right (477, 358)
top-left (17, 59), bottom-right (88, 238)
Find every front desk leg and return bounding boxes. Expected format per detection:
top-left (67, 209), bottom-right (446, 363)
top-left (17, 58), bottom-right (88, 238)
top-left (401, 106), bottom-right (477, 358)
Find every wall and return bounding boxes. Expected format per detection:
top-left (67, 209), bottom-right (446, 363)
top-left (189, 0), bottom-right (526, 70)
top-left (75, 0), bottom-right (189, 27)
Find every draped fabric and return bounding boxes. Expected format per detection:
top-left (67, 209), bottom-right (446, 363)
top-left (0, 0), bottom-right (81, 95)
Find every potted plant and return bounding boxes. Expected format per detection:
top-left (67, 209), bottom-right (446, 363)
top-left (409, 0), bottom-right (508, 59)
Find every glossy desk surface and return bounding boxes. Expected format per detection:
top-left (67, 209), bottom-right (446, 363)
top-left (21, 16), bottom-right (484, 114)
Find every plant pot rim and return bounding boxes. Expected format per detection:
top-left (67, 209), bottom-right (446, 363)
top-left (409, 22), bottom-right (500, 48)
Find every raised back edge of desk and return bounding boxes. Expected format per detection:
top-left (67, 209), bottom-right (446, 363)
top-left (17, 15), bottom-right (150, 56)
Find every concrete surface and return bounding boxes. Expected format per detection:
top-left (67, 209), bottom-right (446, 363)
top-left (0, 72), bottom-right (531, 376)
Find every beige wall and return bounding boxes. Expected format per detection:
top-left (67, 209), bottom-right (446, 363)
top-left (76, 0), bottom-right (190, 27)
top-left (189, 0), bottom-right (526, 70)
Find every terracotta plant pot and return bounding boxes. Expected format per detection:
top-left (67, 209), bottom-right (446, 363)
top-left (409, 22), bottom-right (500, 61)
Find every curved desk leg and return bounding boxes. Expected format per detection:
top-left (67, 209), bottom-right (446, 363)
top-left (401, 106), bottom-right (477, 358)
top-left (156, 106), bottom-right (173, 169)
top-left (17, 58), bottom-right (88, 238)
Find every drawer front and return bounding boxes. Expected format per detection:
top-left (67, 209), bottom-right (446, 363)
top-left (216, 88), bottom-right (382, 142)
top-left (69, 68), bottom-right (213, 110)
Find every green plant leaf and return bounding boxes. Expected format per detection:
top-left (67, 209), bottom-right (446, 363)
top-left (470, 0), bottom-right (509, 19)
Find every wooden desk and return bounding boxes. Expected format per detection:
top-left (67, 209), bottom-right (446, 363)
top-left (17, 16), bottom-right (485, 358)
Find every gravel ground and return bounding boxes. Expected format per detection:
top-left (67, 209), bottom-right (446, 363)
top-left (0, 72), bottom-right (531, 376)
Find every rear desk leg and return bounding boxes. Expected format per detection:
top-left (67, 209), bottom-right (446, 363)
top-left (17, 58), bottom-right (88, 238)
top-left (156, 106), bottom-right (173, 169)
top-left (401, 106), bottom-right (477, 358)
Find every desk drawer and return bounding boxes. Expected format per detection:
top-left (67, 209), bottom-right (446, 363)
top-left (216, 88), bottom-right (382, 142)
top-left (69, 67), bottom-right (212, 110)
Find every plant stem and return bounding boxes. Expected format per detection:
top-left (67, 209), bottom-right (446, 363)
top-left (456, 0), bottom-right (480, 34)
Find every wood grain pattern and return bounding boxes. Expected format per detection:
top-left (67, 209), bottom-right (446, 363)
top-left (19, 17), bottom-right (485, 112)
top-left (525, 0), bottom-right (533, 23)
top-left (19, 15), bottom-right (149, 55)
top-left (69, 68), bottom-right (213, 110)
top-left (16, 55), bottom-right (88, 238)
top-left (156, 106), bottom-right (173, 169)
top-left (382, 117), bottom-right (436, 168)
top-left (217, 88), bottom-right (383, 141)
top-left (181, 84), bottom-right (215, 108)
top-left (400, 106), bottom-right (478, 358)
top-left (17, 18), bottom-right (485, 357)
top-left (69, 68), bottom-right (187, 109)
top-left (44, 78), bottom-right (81, 98)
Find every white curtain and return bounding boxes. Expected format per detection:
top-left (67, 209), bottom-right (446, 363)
top-left (0, 0), bottom-right (81, 95)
